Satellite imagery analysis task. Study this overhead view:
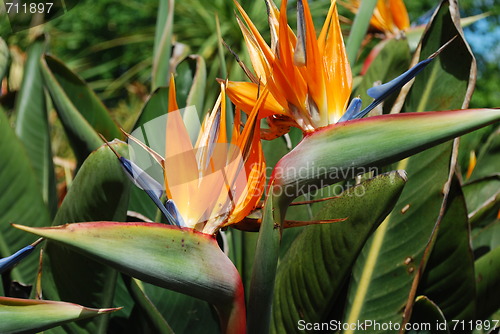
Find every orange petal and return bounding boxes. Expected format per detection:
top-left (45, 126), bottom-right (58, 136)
top-left (321, 1), bottom-right (352, 123)
top-left (233, 0), bottom-right (275, 65)
top-left (225, 81), bottom-right (286, 119)
top-left (389, 0), bottom-right (409, 31)
top-left (168, 75), bottom-right (179, 113)
top-left (299, 0), bottom-right (327, 124)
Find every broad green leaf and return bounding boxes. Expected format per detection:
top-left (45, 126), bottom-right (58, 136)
top-left (272, 109), bottom-right (499, 200)
top-left (471, 219), bottom-right (500, 259)
top-left (247, 186), bottom-right (282, 334)
top-left (0, 297), bottom-right (118, 334)
top-left (123, 277), bottom-right (173, 334)
top-left (345, 0), bottom-right (378, 65)
top-left (469, 127), bottom-right (500, 181)
top-left (463, 176), bottom-right (500, 227)
top-left (406, 13), bottom-right (490, 52)
top-left (40, 55), bottom-right (121, 164)
top-left (132, 87), bottom-right (170, 132)
top-left (152, 0), bottom-right (174, 90)
top-left (457, 126), bottom-right (493, 180)
top-left (342, 1), bottom-right (478, 331)
top-left (407, 296), bottom-right (449, 334)
top-left (139, 282), bottom-right (221, 334)
top-left (174, 54), bottom-right (207, 117)
top-left (418, 176), bottom-right (476, 323)
top-left (15, 222), bottom-right (246, 334)
top-left (215, 15), bottom-right (233, 139)
top-left (128, 88), bottom-right (170, 222)
top-left (475, 246), bottom-right (500, 320)
top-left (271, 171), bottom-right (407, 333)
top-left (14, 36), bottom-right (57, 217)
top-left (0, 38), bottom-right (8, 81)
top-left (403, 6), bottom-right (475, 114)
top-left (0, 109), bottom-right (51, 283)
top-left (354, 38), bottom-right (411, 111)
top-left (40, 142), bottom-right (131, 334)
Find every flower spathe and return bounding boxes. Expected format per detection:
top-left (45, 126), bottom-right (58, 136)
top-left (226, 0), bottom-right (352, 136)
top-left (126, 77), bottom-right (266, 235)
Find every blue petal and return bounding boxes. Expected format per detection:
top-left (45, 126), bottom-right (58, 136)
top-left (352, 57), bottom-right (435, 120)
top-left (165, 200), bottom-right (186, 228)
top-left (119, 157), bottom-right (179, 226)
top-left (338, 98), bottom-right (362, 122)
top-left (367, 58), bottom-right (433, 100)
top-left (0, 245), bottom-right (35, 274)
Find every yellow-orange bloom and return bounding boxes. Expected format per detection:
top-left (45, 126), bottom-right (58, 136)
top-left (226, 0), bottom-right (352, 136)
top-left (344, 0), bottom-right (410, 35)
top-left (128, 77), bottom-right (266, 235)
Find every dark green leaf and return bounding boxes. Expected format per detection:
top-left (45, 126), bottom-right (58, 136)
top-left (123, 277), bottom-right (174, 334)
top-left (272, 171), bottom-right (407, 333)
top-left (0, 109), bottom-right (51, 283)
top-left (152, 0), bottom-right (174, 90)
top-left (469, 127), bottom-right (500, 181)
top-left (342, 1), bottom-right (478, 331)
top-left (140, 282), bottom-right (221, 334)
top-left (40, 55), bottom-right (121, 164)
top-left (40, 142), bottom-right (131, 334)
top-left (14, 36), bottom-right (57, 217)
top-left (407, 296), bottom-right (449, 334)
top-left (354, 38), bottom-right (411, 111)
top-left (418, 176), bottom-right (476, 324)
top-left (463, 176), bottom-right (500, 227)
top-left (475, 246), bottom-right (500, 320)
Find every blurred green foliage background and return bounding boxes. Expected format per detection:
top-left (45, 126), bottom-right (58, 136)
top-left (2, 0), bottom-right (498, 110)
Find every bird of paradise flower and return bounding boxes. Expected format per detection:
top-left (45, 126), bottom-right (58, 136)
top-left (225, 0), bottom-right (444, 139)
top-left (106, 77), bottom-right (266, 236)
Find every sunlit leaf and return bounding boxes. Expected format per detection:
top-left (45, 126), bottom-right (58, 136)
top-left (0, 297), bottom-right (118, 334)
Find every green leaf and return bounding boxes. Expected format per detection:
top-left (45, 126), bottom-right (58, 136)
top-left (418, 176), bottom-right (476, 323)
top-left (345, 0), bottom-right (378, 65)
top-left (14, 36), bottom-right (57, 217)
top-left (271, 171), bottom-right (407, 333)
top-left (471, 219), bottom-right (500, 261)
top-left (407, 296), bottom-right (449, 334)
top-left (0, 297), bottom-right (118, 334)
top-left (123, 277), bottom-right (174, 334)
top-left (475, 246), bottom-right (500, 320)
top-left (272, 109), bottom-right (499, 201)
top-left (132, 88), bottom-right (170, 132)
top-left (246, 181), bottom-right (297, 334)
top-left (469, 127), bottom-right (500, 181)
top-left (341, 1), bottom-right (478, 331)
top-left (0, 38), bottom-right (9, 81)
top-left (402, 5), bottom-right (475, 113)
top-left (40, 55), bottom-right (121, 164)
top-left (152, 0), bottom-right (174, 90)
top-left (15, 222), bottom-right (246, 334)
top-left (463, 176), bottom-right (500, 226)
top-left (0, 109), bottom-right (51, 283)
top-left (138, 282), bottom-right (221, 334)
top-left (174, 54), bottom-right (207, 117)
top-left (128, 88), bottom-right (170, 222)
top-left (354, 38), bottom-right (411, 111)
top-left (39, 142), bottom-right (131, 334)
